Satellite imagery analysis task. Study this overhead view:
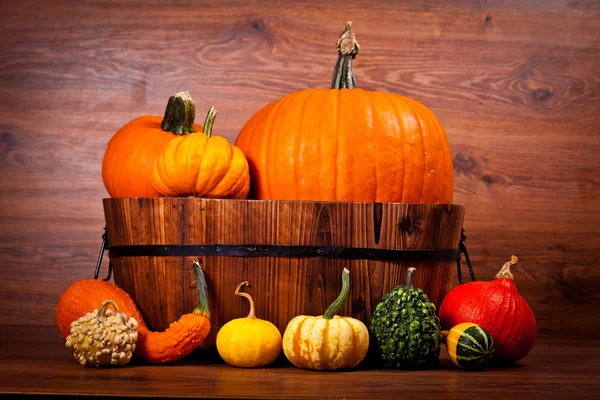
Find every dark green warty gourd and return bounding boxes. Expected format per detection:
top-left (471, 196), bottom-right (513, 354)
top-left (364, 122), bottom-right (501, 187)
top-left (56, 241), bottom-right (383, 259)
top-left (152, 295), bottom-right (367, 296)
top-left (370, 267), bottom-right (442, 369)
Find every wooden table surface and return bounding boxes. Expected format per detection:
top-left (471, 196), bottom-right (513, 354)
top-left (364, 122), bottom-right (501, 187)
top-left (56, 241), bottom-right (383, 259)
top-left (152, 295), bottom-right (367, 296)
top-left (0, 326), bottom-right (598, 399)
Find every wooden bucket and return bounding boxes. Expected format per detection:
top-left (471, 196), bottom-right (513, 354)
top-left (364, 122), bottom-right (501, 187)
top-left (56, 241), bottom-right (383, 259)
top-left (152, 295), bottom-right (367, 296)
top-left (103, 198), bottom-right (465, 349)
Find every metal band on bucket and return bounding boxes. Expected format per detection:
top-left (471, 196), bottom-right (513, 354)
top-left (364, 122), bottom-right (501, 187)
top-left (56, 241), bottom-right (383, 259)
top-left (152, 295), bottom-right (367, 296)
top-left (94, 227), bottom-right (475, 284)
top-left (108, 244), bottom-right (461, 262)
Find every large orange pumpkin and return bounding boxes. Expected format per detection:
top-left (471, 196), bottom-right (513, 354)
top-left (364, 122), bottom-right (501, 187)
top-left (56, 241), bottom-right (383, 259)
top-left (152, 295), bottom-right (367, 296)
top-left (102, 91), bottom-right (203, 198)
top-left (235, 22), bottom-right (454, 203)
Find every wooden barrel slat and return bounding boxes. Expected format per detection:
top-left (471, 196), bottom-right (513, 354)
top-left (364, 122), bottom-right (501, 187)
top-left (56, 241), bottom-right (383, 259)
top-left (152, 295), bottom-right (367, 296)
top-left (103, 198), bottom-right (465, 349)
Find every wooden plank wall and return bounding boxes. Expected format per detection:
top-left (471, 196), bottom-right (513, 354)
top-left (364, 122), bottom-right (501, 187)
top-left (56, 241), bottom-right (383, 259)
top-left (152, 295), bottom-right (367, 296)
top-left (0, 0), bottom-right (598, 339)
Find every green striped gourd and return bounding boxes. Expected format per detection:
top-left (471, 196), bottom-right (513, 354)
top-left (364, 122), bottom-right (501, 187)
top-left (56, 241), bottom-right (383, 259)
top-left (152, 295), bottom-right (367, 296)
top-left (443, 322), bottom-right (495, 370)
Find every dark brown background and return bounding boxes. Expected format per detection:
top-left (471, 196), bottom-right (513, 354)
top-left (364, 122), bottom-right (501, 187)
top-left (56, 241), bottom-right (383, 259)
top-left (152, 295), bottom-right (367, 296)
top-left (0, 0), bottom-right (598, 340)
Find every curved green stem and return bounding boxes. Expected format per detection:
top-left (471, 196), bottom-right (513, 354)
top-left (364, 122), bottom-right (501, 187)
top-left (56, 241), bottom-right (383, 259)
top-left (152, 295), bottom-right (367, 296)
top-left (192, 261), bottom-right (210, 318)
top-left (161, 91), bottom-right (196, 135)
top-left (324, 268), bottom-right (350, 319)
top-left (405, 267), bottom-right (416, 289)
top-left (331, 21), bottom-right (360, 89)
top-left (202, 106), bottom-right (218, 138)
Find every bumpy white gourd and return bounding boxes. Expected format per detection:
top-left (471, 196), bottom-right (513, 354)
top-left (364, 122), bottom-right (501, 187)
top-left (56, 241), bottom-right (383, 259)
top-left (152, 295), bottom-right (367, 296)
top-left (65, 300), bottom-right (138, 367)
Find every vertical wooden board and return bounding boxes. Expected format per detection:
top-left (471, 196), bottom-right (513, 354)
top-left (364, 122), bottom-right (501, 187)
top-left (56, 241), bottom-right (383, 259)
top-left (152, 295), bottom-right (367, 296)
top-left (203, 200), bottom-right (244, 345)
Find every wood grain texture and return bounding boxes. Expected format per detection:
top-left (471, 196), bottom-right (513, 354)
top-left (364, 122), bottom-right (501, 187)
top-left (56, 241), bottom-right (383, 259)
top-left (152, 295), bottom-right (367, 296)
top-left (104, 198), bottom-right (464, 348)
top-left (0, 0), bottom-right (599, 340)
top-left (1, 326), bottom-right (600, 399)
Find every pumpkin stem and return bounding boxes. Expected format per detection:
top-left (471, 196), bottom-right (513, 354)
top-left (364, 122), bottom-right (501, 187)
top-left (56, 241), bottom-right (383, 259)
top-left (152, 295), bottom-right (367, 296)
top-left (495, 255), bottom-right (518, 280)
top-left (331, 21), bottom-right (360, 89)
top-left (324, 268), bottom-right (350, 319)
top-left (202, 106), bottom-right (218, 138)
top-left (234, 281), bottom-right (256, 319)
top-left (97, 300), bottom-right (118, 322)
top-left (192, 261), bottom-right (210, 318)
top-left (161, 91), bottom-right (196, 135)
top-left (405, 267), bottom-right (416, 289)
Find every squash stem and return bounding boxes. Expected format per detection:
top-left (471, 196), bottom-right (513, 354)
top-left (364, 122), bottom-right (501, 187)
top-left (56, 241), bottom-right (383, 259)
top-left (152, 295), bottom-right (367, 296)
top-left (331, 21), bottom-right (360, 89)
top-left (202, 106), bottom-right (218, 138)
top-left (161, 91), bottom-right (196, 135)
top-left (495, 255), bottom-right (518, 280)
top-left (405, 267), bottom-right (416, 289)
top-left (324, 268), bottom-right (350, 319)
top-left (98, 300), bottom-right (118, 322)
top-left (235, 281), bottom-right (256, 319)
top-left (192, 261), bottom-right (210, 318)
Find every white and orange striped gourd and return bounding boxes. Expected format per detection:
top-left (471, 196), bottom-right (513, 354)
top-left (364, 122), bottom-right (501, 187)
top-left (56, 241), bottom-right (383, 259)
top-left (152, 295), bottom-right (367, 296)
top-left (282, 268), bottom-right (369, 370)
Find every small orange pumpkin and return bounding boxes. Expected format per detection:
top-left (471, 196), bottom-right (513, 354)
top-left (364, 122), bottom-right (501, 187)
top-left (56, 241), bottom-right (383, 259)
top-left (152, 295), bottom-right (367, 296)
top-left (150, 105), bottom-right (250, 198)
top-left (235, 22), bottom-right (453, 203)
top-left (102, 91), bottom-right (202, 198)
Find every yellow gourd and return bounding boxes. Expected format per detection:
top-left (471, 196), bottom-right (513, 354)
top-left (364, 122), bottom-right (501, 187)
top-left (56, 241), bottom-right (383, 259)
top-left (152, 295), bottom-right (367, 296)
top-left (282, 268), bottom-right (369, 370)
top-left (216, 281), bottom-right (282, 367)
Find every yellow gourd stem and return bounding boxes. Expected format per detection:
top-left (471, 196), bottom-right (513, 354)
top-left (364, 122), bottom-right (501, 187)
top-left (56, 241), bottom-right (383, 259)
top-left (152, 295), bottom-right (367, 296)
top-left (97, 300), bottom-right (118, 322)
top-left (235, 281), bottom-right (256, 319)
top-left (202, 106), bottom-right (218, 138)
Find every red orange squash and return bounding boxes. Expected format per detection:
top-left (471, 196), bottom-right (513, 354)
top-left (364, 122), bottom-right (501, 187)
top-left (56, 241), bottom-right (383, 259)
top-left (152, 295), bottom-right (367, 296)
top-left (439, 256), bottom-right (537, 364)
top-left (235, 22), bottom-right (453, 203)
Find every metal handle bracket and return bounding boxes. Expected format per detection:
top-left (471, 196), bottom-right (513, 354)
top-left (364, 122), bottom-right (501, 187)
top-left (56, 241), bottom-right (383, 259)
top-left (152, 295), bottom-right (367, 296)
top-left (93, 227), bottom-right (112, 281)
top-left (456, 229), bottom-right (476, 283)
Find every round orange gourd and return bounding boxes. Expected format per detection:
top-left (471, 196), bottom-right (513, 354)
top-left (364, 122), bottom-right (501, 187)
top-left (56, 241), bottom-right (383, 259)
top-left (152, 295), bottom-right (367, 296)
top-left (56, 278), bottom-right (145, 338)
top-left (102, 91), bottom-right (203, 198)
top-left (56, 261), bottom-right (211, 364)
top-left (235, 22), bottom-right (453, 203)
